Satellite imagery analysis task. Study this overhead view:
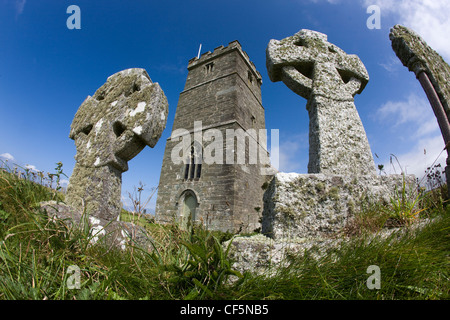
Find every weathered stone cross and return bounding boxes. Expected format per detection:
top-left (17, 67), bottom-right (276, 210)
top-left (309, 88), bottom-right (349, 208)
top-left (267, 30), bottom-right (376, 175)
top-left (390, 24), bottom-right (450, 198)
top-left (65, 68), bottom-right (168, 222)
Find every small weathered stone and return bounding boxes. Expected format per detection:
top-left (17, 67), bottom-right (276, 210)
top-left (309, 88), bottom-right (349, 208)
top-left (40, 201), bottom-right (152, 250)
top-left (266, 29), bottom-right (376, 176)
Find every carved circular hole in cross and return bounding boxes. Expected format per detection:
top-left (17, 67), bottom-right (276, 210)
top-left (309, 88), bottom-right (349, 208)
top-left (124, 82), bottom-right (141, 97)
top-left (81, 124), bottom-right (93, 136)
top-left (113, 121), bottom-right (126, 138)
top-left (294, 62), bottom-right (314, 80)
top-left (294, 39), bottom-right (308, 47)
top-left (328, 45), bottom-right (337, 53)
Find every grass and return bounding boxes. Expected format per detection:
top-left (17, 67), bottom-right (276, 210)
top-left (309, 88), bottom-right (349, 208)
top-left (0, 162), bottom-right (449, 300)
top-left (239, 213), bottom-right (450, 300)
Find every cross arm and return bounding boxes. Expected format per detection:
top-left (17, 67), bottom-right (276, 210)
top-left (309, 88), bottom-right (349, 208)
top-left (266, 39), bottom-right (315, 83)
top-left (334, 54), bottom-right (369, 95)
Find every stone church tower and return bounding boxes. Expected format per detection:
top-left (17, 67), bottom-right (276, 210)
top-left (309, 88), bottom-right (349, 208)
top-left (155, 40), bottom-right (268, 233)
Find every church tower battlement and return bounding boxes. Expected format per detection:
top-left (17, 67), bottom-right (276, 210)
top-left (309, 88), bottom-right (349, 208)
top-left (185, 40), bottom-right (262, 96)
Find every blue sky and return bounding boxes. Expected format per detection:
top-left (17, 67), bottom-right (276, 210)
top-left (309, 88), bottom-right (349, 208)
top-left (1, 0), bottom-right (449, 212)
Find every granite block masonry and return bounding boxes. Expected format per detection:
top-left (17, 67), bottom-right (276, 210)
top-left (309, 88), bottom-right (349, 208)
top-left (42, 68), bottom-right (168, 248)
top-left (261, 30), bottom-right (415, 239)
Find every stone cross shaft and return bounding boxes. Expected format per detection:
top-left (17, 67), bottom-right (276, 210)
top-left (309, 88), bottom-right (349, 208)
top-left (267, 30), bottom-right (376, 175)
top-left (65, 68), bottom-right (168, 221)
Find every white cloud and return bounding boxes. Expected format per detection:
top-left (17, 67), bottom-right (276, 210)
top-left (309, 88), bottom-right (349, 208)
top-left (362, 0), bottom-right (450, 61)
top-left (361, 0), bottom-right (449, 183)
top-left (276, 134), bottom-right (308, 173)
top-left (25, 164), bottom-right (39, 172)
top-left (376, 93), bottom-right (440, 139)
top-left (375, 93), bottom-right (446, 182)
top-left (0, 153), bottom-right (15, 161)
top-left (382, 135), bottom-right (446, 182)
top-left (308, 0), bottom-right (341, 3)
top-left (379, 55), bottom-right (402, 73)
top-left (304, 1), bottom-right (450, 61)
top-left (14, 0), bottom-right (26, 15)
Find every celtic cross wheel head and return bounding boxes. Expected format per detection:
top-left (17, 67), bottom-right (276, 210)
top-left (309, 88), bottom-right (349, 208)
top-left (69, 68), bottom-right (168, 172)
top-left (266, 29), bottom-right (369, 101)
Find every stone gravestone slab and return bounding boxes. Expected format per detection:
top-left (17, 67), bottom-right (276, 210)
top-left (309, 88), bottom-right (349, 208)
top-left (41, 68), bottom-right (168, 248)
top-left (258, 30), bottom-right (414, 240)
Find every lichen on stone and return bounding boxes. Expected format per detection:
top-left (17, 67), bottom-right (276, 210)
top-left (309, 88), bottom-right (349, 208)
top-left (262, 173), bottom-right (415, 240)
top-left (266, 30), bottom-right (376, 176)
top-left (66, 68), bottom-right (168, 223)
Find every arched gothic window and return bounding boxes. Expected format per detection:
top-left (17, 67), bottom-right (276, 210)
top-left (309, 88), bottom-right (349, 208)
top-left (184, 141), bottom-right (202, 181)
